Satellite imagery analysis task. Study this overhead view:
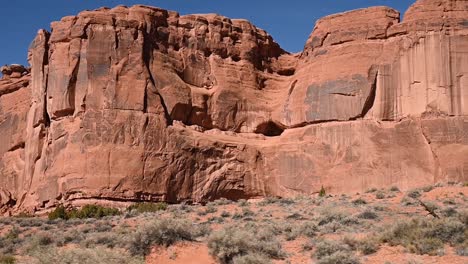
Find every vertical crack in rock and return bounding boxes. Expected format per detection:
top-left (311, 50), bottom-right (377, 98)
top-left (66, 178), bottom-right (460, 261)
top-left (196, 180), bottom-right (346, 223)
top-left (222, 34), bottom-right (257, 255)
top-left (419, 122), bottom-right (441, 182)
top-left (141, 28), bottom-right (172, 126)
top-left (360, 69), bottom-right (378, 118)
top-left (65, 49), bottom-right (80, 118)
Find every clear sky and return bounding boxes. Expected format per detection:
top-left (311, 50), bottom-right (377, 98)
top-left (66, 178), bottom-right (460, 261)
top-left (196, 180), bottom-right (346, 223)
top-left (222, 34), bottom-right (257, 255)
top-left (1, 0), bottom-right (414, 66)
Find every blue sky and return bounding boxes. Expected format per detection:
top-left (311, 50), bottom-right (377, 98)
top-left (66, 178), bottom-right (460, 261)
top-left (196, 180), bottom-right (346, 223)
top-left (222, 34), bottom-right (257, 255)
top-left (1, 0), bottom-right (414, 66)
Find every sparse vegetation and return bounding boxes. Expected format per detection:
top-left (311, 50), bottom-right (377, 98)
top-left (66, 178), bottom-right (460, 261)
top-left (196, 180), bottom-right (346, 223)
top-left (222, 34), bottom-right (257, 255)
top-left (314, 240), bottom-right (360, 264)
top-left (128, 218), bottom-right (203, 256)
top-left (208, 224), bottom-right (284, 264)
top-left (30, 246), bottom-right (143, 264)
top-left (380, 217), bottom-right (466, 255)
top-left (0, 184), bottom-right (465, 263)
top-left (127, 202), bottom-right (167, 213)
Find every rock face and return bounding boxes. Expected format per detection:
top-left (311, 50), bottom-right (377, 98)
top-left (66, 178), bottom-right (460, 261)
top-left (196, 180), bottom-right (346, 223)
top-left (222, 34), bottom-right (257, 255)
top-left (1, 0), bottom-right (468, 213)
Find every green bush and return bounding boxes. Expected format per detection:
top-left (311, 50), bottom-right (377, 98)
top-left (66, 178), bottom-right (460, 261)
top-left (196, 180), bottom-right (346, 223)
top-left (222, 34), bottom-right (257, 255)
top-left (127, 202), bottom-right (167, 214)
top-left (48, 205), bottom-right (120, 220)
top-left (48, 205), bottom-right (68, 220)
top-left (71, 205), bottom-right (120, 219)
top-left (319, 186), bottom-right (326, 197)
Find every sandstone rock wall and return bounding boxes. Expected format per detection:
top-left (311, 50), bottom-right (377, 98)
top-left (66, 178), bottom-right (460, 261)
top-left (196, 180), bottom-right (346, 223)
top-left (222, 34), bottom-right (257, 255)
top-left (1, 0), bottom-right (467, 213)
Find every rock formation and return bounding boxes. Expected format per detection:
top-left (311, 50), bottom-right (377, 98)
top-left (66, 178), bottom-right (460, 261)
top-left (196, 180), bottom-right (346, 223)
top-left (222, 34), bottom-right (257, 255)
top-left (1, 0), bottom-right (467, 213)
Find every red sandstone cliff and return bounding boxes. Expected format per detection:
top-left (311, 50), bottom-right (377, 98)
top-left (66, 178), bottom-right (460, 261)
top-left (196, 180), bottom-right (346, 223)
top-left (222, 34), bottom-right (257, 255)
top-left (1, 0), bottom-right (467, 214)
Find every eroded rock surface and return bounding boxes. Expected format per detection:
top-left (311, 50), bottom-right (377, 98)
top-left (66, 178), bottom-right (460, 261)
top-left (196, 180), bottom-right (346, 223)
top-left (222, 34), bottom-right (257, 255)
top-left (1, 0), bottom-right (467, 213)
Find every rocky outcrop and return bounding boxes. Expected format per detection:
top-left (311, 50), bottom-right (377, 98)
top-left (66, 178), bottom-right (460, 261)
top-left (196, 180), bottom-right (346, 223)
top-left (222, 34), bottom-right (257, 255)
top-left (1, 0), bottom-right (467, 214)
top-left (0, 66), bottom-right (30, 212)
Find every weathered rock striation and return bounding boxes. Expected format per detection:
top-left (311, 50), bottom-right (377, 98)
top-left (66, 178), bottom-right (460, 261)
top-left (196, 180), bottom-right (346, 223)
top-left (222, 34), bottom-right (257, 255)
top-left (1, 0), bottom-right (467, 213)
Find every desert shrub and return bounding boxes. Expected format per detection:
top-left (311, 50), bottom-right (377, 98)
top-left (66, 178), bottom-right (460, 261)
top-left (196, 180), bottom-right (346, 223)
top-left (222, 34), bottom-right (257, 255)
top-left (373, 205), bottom-right (387, 211)
top-left (441, 207), bottom-right (458, 218)
top-left (204, 205), bottom-right (218, 214)
top-left (458, 210), bottom-right (468, 225)
top-left (375, 192), bottom-right (385, 199)
top-left (317, 251), bottom-right (361, 264)
top-left (352, 198), bottom-right (367, 205)
top-left (286, 213), bottom-right (303, 220)
top-left (29, 246), bottom-right (143, 264)
top-left (420, 201), bottom-right (439, 216)
top-left (220, 211), bottom-right (231, 218)
top-left (380, 217), bottom-right (466, 255)
top-left (315, 240), bottom-right (351, 259)
top-left (211, 198), bottom-right (232, 206)
top-left (34, 233), bottom-right (54, 246)
top-left (0, 255), bottom-right (15, 264)
top-left (314, 240), bottom-right (360, 264)
top-left (358, 239), bottom-right (380, 255)
top-left (232, 252), bottom-right (271, 264)
top-left (401, 197), bottom-right (418, 206)
top-left (237, 199), bottom-right (248, 207)
top-left (4, 228), bottom-right (19, 240)
top-left (316, 208), bottom-right (359, 233)
top-left (0, 218), bottom-right (12, 226)
top-left (17, 218), bottom-right (44, 228)
top-left (407, 190), bottom-right (421, 199)
top-left (412, 237), bottom-right (444, 256)
top-left (259, 197), bottom-right (295, 206)
top-left (297, 221), bottom-right (318, 238)
top-left (93, 221), bottom-right (113, 232)
top-left (208, 216), bottom-right (224, 223)
top-left (128, 218), bottom-right (198, 256)
top-left (390, 186), bottom-right (400, 192)
top-left (81, 232), bottom-right (118, 248)
top-left (421, 186), bottom-right (434, 192)
top-left (443, 199), bottom-right (456, 205)
top-left (0, 228), bottom-right (22, 255)
top-left (358, 209), bottom-right (379, 220)
top-left (284, 221), bottom-right (317, 241)
top-left (241, 208), bottom-right (255, 217)
top-left (127, 202), bottom-right (167, 213)
top-left (455, 241), bottom-right (468, 256)
top-left (208, 224), bottom-right (283, 264)
top-left (366, 188), bottom-right (378, 193)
